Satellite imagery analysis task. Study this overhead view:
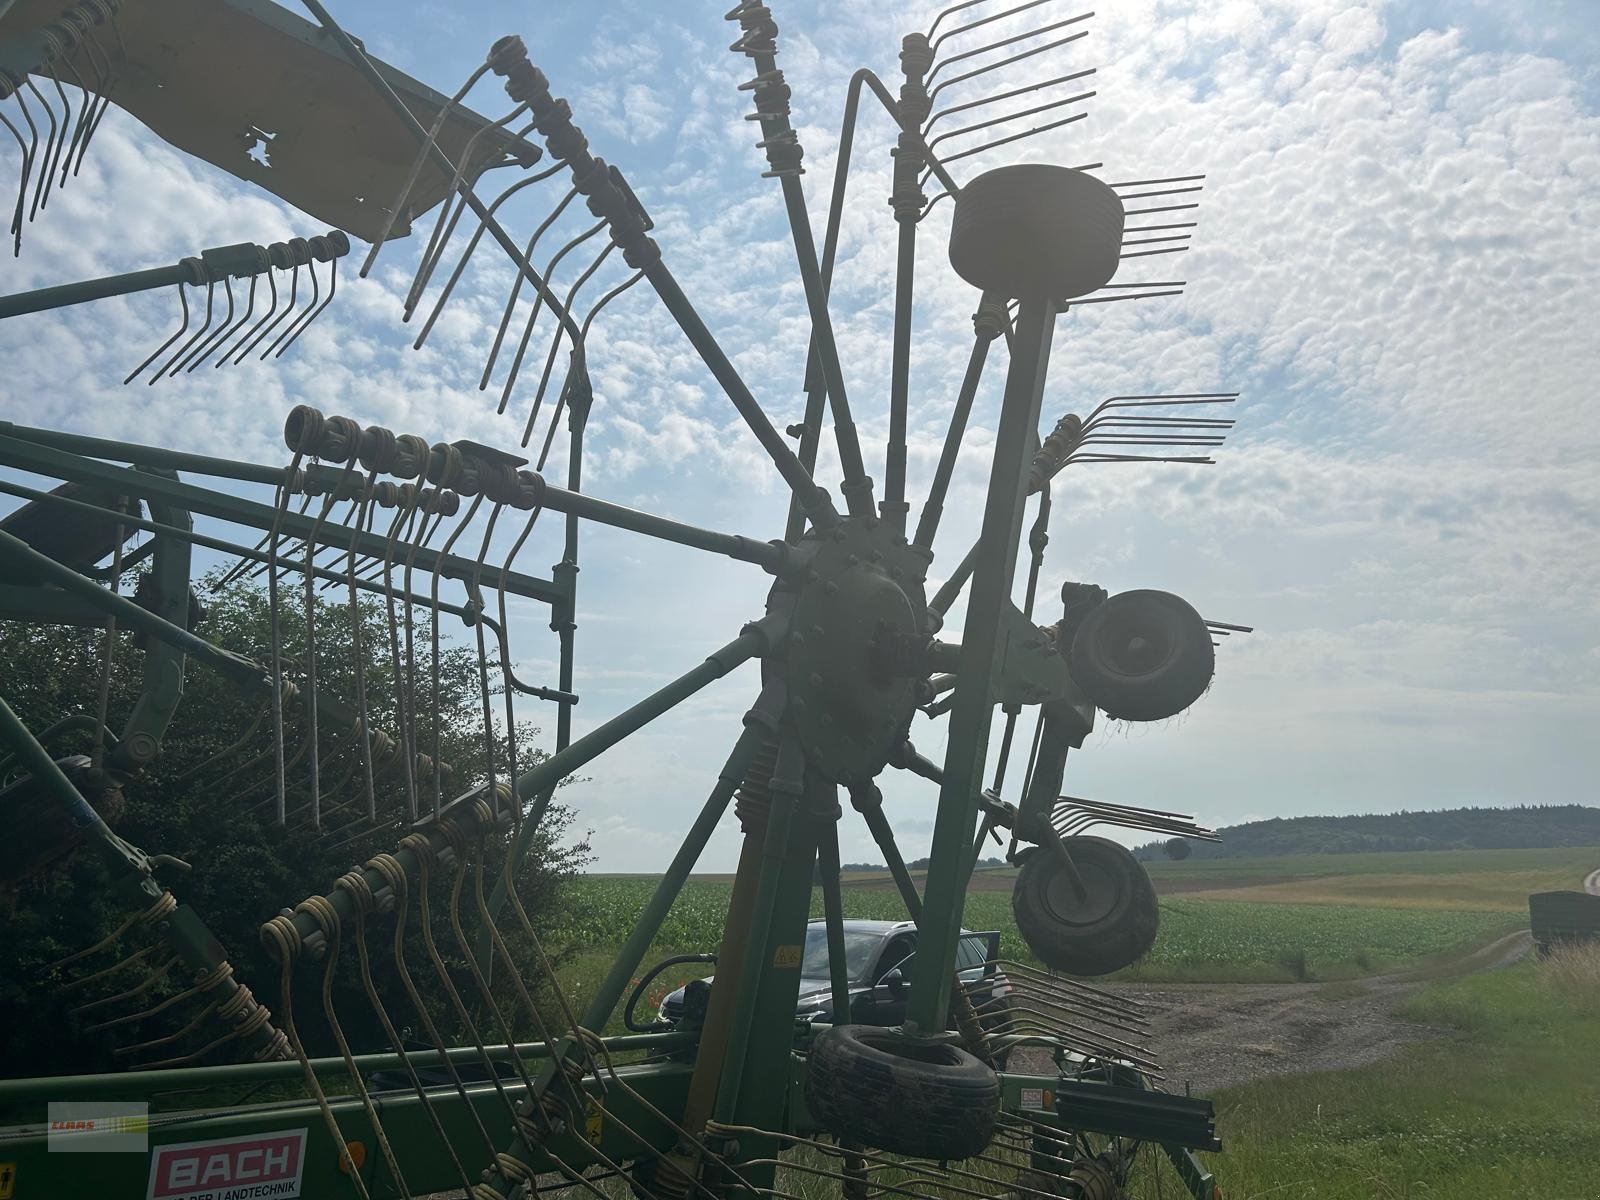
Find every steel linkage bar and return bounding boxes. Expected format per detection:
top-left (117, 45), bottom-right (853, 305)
top-left (907, 296), bottom-right (1056, 1034)
top-left (728, 2), bottom-right (875, 520)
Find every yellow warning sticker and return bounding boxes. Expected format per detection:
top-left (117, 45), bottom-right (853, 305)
top-left (773, 945), bottom-right (802, 969)
top-left (584, 1098), bottom-right (603, 1145)
top-left (0, 1161), bottom-right (15, 1200)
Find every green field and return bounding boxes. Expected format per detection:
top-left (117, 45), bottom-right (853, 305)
top-left (1142, 951), bottom-right (1600, 1199)
top-left (560, 845), bottom-right (1599, 989)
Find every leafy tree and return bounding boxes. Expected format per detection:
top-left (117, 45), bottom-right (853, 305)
top-left (0, 572), bottom-right (588, 1079)
top-left (1162, 838), bottom-right (1192, 860)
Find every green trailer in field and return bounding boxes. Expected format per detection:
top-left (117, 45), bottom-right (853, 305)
top-left (1528, 890), bottom-right (1600, 957)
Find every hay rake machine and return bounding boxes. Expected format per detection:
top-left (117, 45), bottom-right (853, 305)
top-left (0, 0), bottom-right (1253, 1197)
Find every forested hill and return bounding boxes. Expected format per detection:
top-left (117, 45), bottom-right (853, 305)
top-left (1133, 805), bottom-right (1600, 861)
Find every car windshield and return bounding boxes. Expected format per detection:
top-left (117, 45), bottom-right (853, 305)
top-left (800, 927), bottom-right (885, 981)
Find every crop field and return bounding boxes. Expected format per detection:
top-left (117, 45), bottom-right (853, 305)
top-left (561, 863), bottom-right (1536, 987)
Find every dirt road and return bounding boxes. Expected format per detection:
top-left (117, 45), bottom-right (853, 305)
top-left (1101, 929), bottom-right (1532, 1094)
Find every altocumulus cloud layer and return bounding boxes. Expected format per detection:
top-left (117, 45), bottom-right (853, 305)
top-left (0, 0), bottom-right (1595, 869)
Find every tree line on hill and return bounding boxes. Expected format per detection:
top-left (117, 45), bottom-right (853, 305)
top-left (1132, 804), bottom-right (1600, 861)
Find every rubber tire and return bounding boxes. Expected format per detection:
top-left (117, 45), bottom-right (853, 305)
top-left (806, 1024), bottom-right (1000, 1159)
top-left (948, 164), bottom-right (1125, 300)
top-left (1011, 837), bottom-right (1159, 976)
top-left (1069, 589), bottom-right (1214, 722)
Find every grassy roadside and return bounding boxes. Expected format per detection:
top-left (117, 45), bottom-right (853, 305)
top-left (1141, 950), bottom-right (1600, 1199)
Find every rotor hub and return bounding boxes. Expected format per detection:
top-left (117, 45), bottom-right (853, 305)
top-left (772, 517), bottom-right (929, 785)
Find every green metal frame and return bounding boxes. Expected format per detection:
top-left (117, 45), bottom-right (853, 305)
top-left (0, 1035), bottom-right (1217, 1200)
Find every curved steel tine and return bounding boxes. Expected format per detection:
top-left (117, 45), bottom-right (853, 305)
top-left (23, 77), bottom-right (59, 222)
top-left (925, 87), bottom-right (1095, 156)
top-left (239, 262), bottom-right (299, 359)
top-left (0, 93), bottom-right (33, 255)
top-left (496, 217), bottom-right (604, 411)
top-left (37, 57), bottom-right (73, 212)
top-left (927, 0), bottom-right (990, 40)
top-left (479, 185), bottom-right (580, 387)
top-left (221, 267), bottom-right (276, 365)
top-left (411, 161), bottom-right (566, 348)
top-left (50, 37), bottom-right (95, 191)
top-left (404, 109), bottom-right (533, 314)
top-left (264, 259), bottom-right (318, 358)
top-left (74, 16), bottom-right (124, 174)
top-left (924, 66), bottom-right (1094, 131)
top-left (518, 240), bottom-right (614, 444)
top-left (123, 281), bottom-right (190, 384)
top-left (921, 109), bottom-right (1087, 184)
top-left (62, 21), bottom-right (111, 179)
top-left (198, 272), bottom-right (257, 368)
top-left (403, 153), bottom-right (528, 321)
top-left (151, 277), bottom-right (215, 384)
top-left (274, 255), bottom-right (337, 357)
top-left (175, 275), bottom-right (236, 372)
top-left (927, 24), bottom-right (1090, 106)
top-left (533, 267), bottom-right (642, 467)
top-left (931, 0), bottom-right (1068, 54)
top-left (360, 61), bottom-right (492, 277)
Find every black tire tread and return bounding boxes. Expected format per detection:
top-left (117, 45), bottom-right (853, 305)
top-left (1011, 836), bottom-right (1159, 976)
top-left (805, 1024), bottom-right (1000, 1159)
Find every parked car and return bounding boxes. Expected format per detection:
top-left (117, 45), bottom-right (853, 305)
top-left (658, 918), bottom-right (1005, 1028)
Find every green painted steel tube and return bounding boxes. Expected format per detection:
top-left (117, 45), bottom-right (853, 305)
top-left (542, 483), bottom-right (788, 573)
top-left (929, 538), bottom-right (979, 617)
top-left (0, 263), bottom-right (192, 320)
top-left (883, 217), bottom-right (917, 529)
top-left (0, 433), bottom-right (564, 604)
top-left (642, 259), bottom-right (839, 532)
top-left (575, 718), bottom-right (767, 1033)
top-left (0, 692), bottom-right (113, 839)
top-left (0, 1031), bottom-right (695, 1106)
top-left (915, 315), bottom-right (998, 550)
top-left (711, 753), bottom-right (802, 1124)
top-left (0, 527), bottom-right (267, 692)
top-left (816, 805), bottom-right (852, 1021)
top-left (0, 421), bottom-right (290, 486)
top-left (854, 788), bottom-right (924, 920)
top-left (744, 35), bottom-right (873, 519)
top-left (907, 297), bottom-right (1057, 1034)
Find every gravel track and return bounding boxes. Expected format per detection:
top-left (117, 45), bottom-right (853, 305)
top-left (1098, 928), bottom-right (1533, 1094)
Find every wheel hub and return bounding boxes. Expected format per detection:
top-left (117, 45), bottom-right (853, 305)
top-left (772, 517), bottom-right (929, 785)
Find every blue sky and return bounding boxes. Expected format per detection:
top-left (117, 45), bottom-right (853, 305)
top-left (2, 0), bottom-right (1597, 871)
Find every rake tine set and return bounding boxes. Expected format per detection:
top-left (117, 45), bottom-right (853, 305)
top-left (352, 39), bottom-right (643, 457)
top-left (962, 959), bottom-right (1163, 1076)
top-left (1205, 618), bottom-right (1253, 648)
top-left (1027, 394), bottom-right (1239, 486)
top-left (0, 229), bottom-right (350, 366)
top-left (1051, 796), bottom-right (1220, 843)
top-left (0, 0), bottom-right (127, 256)
top-left (119, 232), bottom-right (352, 383)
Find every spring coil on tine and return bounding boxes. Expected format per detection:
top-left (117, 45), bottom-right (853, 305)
top-left (2, 0), bottom-right (124, 242)
top-left (280, 407), bottom-right (542, 513)
top-left (726, 4), bottom-right (804, 179)
top-left (486, 36), bottom-right (659, 269)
